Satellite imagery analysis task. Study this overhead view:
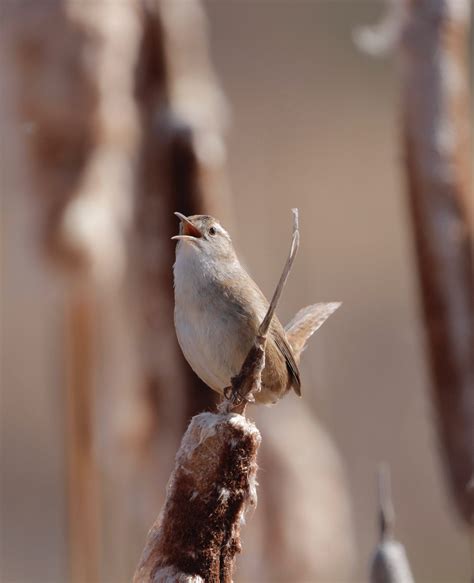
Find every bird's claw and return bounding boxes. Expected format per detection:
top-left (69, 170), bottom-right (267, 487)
top-left (224, 385), bottom-right (254, 406)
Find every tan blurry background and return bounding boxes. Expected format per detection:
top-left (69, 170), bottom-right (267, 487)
top-left (1, 1), bottom-right (470, 582)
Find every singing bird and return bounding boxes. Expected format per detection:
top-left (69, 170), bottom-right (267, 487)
top-left (172, 212), bottom-right (340, 405)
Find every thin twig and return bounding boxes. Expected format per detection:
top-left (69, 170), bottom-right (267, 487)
top-left (223, 209), bottom-right (300, 410)
top-left (258, 208), bottom-right (300, 337)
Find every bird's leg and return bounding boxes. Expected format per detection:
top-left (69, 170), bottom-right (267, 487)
top-left (223, 382), bottom-right (257, 407)
top-left (223, 385), bottom-right (246, 405)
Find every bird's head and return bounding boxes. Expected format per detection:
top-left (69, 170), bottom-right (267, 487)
top-left (172, 212), bottom-right (236, 263)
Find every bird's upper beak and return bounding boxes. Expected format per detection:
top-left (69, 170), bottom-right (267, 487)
top-left (172, 212), bottom-right (203, 241)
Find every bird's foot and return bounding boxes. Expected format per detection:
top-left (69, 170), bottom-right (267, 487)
top-left (222, 385), bottom-right (251, 415)
top-left (224, 384), bottom-right (256, 405)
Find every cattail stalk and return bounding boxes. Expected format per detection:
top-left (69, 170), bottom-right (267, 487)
top-left (401, 0), bottom-right (473, 524)
top-left (133, 412), bottom-right (260, 583)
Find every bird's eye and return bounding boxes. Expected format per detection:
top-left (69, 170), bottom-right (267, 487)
top-left (209, 227), bottom-right (216, 236)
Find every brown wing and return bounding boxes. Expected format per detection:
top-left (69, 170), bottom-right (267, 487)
top-left (271, 320), bottom-right (302, 396)
top-left (239, 269), bottom-right (301, 396)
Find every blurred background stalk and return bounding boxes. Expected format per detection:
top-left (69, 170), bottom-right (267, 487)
top-left (65, 291), bottom-right (100, 583)
top-left (401, 0), bottom-right (473, 525)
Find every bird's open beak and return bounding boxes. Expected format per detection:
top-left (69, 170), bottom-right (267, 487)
top-left (171, 212), bottom-right (203, 241)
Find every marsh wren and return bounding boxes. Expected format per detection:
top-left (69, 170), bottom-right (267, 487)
top-left (172, 212), bottom-right (340, 405)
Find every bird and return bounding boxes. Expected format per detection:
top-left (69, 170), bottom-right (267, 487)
top-left (172, 212), bottom-right (340, 405)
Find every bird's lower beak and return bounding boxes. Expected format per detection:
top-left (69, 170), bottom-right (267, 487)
top-left (172, 212), bottom-right (202, 241)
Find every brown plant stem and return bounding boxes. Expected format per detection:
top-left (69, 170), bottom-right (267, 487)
top-left (65, 290), bottom-right (100, 583)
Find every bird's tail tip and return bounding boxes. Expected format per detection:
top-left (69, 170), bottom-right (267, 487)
top-left (285, 301), bottom-right (341, 359)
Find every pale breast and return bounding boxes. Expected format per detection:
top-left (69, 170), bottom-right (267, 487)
top-left (174, 290), bottom-right (259, 393)
top-left (174, 244), bottom-right (261, 393)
